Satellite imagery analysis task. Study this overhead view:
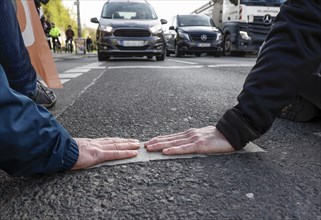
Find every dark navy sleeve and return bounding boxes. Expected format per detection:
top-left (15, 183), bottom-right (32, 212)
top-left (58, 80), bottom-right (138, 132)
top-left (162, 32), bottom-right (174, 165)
top-left (0, 66), bottom-right (79, 176)
top-left (217, 1), bottom-right (321, 150)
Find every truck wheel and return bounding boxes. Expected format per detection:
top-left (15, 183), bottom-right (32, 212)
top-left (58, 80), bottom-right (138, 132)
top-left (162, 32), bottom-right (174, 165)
top-left (166, 49), bottom-right (171, 57)
top-left (224, 34), bottom-right (232, 56)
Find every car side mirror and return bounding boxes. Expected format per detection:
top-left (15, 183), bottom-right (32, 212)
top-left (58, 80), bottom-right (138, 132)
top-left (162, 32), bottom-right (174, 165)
top-left (169, 26), bottom-right (175, 30)
top-left (229, 0), bottom-right (238, 5)
top-left (160, 19), bottom-right (167, 25)
top-left (90, 17), bottom-right (99, 24)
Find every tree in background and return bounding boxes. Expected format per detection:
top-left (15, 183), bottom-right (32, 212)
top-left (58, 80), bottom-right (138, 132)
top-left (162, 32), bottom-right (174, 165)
top-left (42, 0), bottom-right (77, 36)
top-left (42, 0), bottom-right (97, 50)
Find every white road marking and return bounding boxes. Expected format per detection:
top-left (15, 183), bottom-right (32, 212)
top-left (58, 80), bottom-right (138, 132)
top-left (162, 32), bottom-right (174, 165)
top-left (77, 66), bottom-right (106, 69)
top-left (60, 79), bottom-right (70, 84)
top-left (65, 68), bottom-right (91, 73)
top-left (208, 64), bottom-right (254, 68)
top-left (168, 59), bottom-right (199, 65)
top-left (313, 132), bottom-right (321, 137)
top-left (108, 65), bottom-right (204, 69)
top-left (59, 73), bottom-right (83, 78)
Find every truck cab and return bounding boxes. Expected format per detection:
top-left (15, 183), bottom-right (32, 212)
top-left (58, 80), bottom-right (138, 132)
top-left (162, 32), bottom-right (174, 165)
top-left (192, 0), bottom-right (286, 56)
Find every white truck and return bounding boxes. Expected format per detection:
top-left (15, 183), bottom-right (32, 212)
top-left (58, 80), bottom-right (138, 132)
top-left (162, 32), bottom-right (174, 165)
top-left (192, 0), bottom-right (285, 56)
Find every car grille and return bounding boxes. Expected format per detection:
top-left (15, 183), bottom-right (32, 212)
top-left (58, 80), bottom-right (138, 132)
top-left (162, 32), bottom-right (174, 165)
top-left (113, 29), bottom-right (151, 37)
top-left (190, 33), bottom-right (217, 42)
top-left (116, 45), bottom-right (149, 50)
top-left (247, 16), bottom-right (275, 38)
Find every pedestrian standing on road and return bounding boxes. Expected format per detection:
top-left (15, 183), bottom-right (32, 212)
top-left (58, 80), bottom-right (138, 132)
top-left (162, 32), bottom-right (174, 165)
top-left (86, 36), bottom-right (93, 53)
top-left (0, 0), bottom-right (139, 176)
top-left (144, 0), bottom-right (321, 155)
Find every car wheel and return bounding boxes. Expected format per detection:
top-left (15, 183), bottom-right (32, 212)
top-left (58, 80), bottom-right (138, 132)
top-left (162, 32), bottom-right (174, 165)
top-left (166, 49), bottom-right (171, 57)
top-left (174, 43), bottom-right (181, 57)
top-left (98, 52), bottom-right (106, 61)
top-left (224, 34), bottom-right (232, 56)
top-left (156, 53), bottom-right (165, 61)
top-left (195, 53), bottom-right (201, 57)
top-left (147, 56), bottom-right (153, 59)
top-left (97, 47), bottom-right (107, 61)
top-left (213, 52), bottom-right (222, 57)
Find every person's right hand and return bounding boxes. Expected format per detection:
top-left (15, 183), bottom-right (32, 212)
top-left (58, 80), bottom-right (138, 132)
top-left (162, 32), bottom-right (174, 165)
top-left (144, 126), bottom-right (235, 155)
top-left (71, 137), bottom-right (140, 170)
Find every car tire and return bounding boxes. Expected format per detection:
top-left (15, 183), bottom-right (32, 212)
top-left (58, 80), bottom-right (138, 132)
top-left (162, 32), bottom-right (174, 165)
top-left (98, 52), bottom-right (107, 61)
top-left (97, 47), bottom-right (107, 61)
top-left (195, 53), bottom-right (201, 57)
top-left (213, 52), bottom-right (222, 57)
top-left (166, 49), bottom-right (171, 57)
top-left (224, 34), bottom-right (232, 56)
top-left (156, 53), bottom-right (165, 61)
top-left (147, 56), bottom-right (153, 59)
top-left (174, 43), bottom-right (181, 57)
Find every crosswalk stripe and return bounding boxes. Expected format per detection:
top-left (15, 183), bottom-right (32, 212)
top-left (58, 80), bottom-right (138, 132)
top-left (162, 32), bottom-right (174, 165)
top-left (60, 79), bottom-right (70, 84)
top-left (66, 68), bottom-right (91, 73)
top-left (59, 73), bottom-right (83, 78)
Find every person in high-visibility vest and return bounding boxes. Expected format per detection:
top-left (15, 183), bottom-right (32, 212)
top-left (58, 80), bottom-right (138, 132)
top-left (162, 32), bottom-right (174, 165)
top-left (49, 22), bottom-right (61, 53)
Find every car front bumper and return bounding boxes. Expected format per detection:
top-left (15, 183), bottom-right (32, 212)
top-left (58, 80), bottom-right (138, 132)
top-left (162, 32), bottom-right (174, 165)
top-left (177, 40), bottom-right (223, 54)
top-left (98, 36), bottom-right (165, 57)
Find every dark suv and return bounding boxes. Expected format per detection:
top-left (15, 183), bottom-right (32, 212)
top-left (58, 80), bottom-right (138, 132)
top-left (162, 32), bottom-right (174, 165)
top-left (91, 0), bottom-right (167, 61)
top-left (165, 14), bottom-right (223, 57)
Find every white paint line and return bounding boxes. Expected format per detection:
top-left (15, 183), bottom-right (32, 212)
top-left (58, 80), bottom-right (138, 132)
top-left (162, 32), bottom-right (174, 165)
top-left (59, 73), bottom-right (83, 78)
top-left (91, 141), bottom-right (265, 168)
top-left (65, 68), bottom-right (91, 73)
top-left (313, 132), bottom-right (321, 137)
top-left (78, 66), bottom-right (106, 69)
top-left (107, 65), bottom-right (204, 69)
top-left (168, 59), bottom-right (199, 65)
top-left (208, 64), bottom-right (254, 68)
top-left (60, 79), bottom-right (70, 84)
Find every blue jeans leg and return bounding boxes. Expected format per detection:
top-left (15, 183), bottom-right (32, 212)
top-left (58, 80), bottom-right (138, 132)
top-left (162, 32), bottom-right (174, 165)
top-left (0, 0), bottom-right (36, 95)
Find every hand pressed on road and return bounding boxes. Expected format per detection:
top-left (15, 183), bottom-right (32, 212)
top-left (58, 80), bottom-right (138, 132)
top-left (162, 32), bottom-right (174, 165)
top-left (71, 137), bottom-right (140, 170)
top-left (145, 126), bottom-right (235, 155)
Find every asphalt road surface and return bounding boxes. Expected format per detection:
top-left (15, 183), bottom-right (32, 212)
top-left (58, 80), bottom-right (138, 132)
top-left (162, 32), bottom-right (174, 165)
top-left (1, 53), bottom-right (320, 220)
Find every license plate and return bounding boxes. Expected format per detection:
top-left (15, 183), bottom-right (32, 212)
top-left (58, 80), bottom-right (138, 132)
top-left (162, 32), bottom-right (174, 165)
top-left (198, 43), bottom-right (211, 47)
top-left (123, 41), bottom-right (145, 47)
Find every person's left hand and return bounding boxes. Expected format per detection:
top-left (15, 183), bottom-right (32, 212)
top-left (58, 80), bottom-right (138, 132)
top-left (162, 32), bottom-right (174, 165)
top-left (71, 137), bottom-right (140, 170)
top-left (144, 126), bottom-right (235, 155)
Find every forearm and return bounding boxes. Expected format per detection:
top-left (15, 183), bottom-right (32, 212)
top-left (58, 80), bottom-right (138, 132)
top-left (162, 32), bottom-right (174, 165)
top-left (0, 67), bottom-right (78, 176)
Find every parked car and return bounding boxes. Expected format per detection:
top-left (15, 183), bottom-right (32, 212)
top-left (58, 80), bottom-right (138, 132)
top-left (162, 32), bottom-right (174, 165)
top-left (91, 0), bottom-right (167, 61)
top-left (165, 14), bottom-right (223, 57)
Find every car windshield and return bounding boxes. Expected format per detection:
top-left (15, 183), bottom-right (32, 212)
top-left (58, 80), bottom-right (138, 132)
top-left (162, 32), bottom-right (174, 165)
top-left (101, 2), bottom-right (158, 20)
top-left (240, 0), bottom-right (286, 6)
top-left (178, 15), bottom-right (213, 27)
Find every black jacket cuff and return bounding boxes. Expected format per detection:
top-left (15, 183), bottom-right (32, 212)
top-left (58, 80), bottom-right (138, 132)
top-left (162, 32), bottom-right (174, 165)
top-left (216, 108), bottom-right (261, 150)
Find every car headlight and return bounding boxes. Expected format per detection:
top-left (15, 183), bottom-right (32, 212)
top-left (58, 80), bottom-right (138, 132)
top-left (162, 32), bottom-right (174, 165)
top-left (239, 31), bottom-right (251, 40)
top-left (99, 25), bottom-right (113, 32)
top-left (178, 31), bottom-right (190, 40)
top-left (150, 25), bottom-right (163, 34)
top-left (216, 33), bottom-right (223, 41)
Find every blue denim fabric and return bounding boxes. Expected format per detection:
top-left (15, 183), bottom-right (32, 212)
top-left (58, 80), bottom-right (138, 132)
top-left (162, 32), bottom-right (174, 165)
top-left (0, 0), bottom-right (37, 95)
top-left (0, 65), bottom-right (79, 176)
